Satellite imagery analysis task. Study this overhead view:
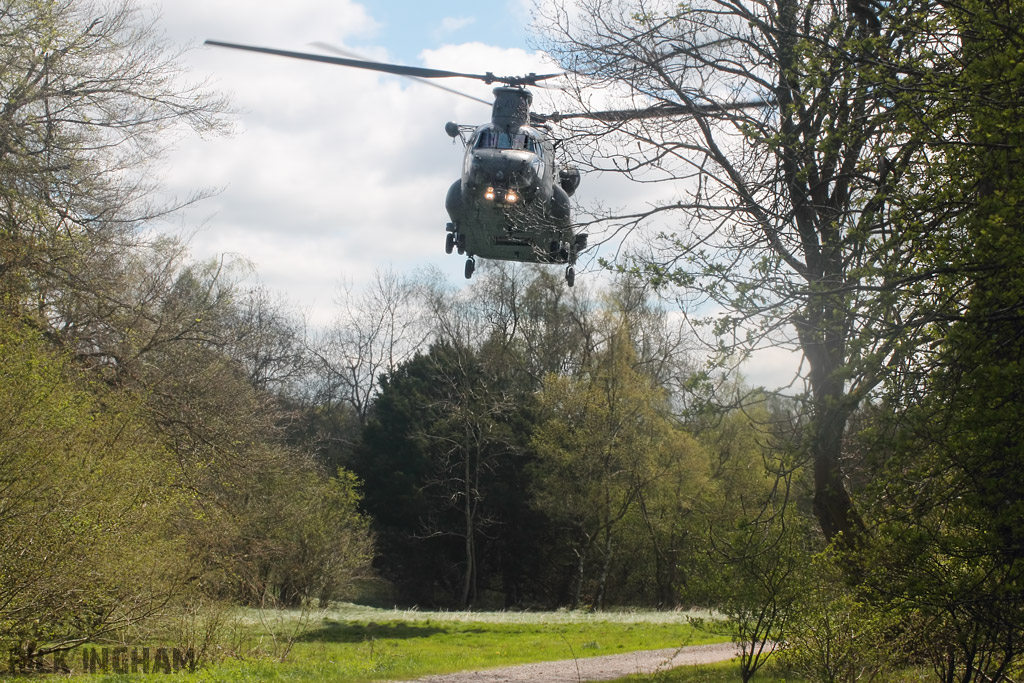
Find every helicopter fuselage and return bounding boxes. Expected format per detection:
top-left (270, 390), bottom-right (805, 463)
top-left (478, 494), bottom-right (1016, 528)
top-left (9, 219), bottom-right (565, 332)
top-left (443, 86), bottom-right (584, 280)
top-left (445, 120), bottom-right (572, 264)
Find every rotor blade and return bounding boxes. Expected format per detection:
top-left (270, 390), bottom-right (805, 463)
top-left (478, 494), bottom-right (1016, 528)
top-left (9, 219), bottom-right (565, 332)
top-left (205, 40), bottom-right (563, 86)
top-left (537, 99), bottom-right (773, 123)
top-left (309, 42), bottom-right (491, 106)
top-left (206, 40), bottom-right (499, 80)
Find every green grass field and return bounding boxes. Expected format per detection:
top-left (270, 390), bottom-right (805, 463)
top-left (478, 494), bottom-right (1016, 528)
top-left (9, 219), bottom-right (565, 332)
top-left (2, 604), bottom-right (733, 682)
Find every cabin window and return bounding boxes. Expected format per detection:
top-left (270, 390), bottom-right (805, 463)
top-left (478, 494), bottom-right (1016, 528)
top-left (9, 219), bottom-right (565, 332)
top-left (475, 128), bottom-right (538, 152)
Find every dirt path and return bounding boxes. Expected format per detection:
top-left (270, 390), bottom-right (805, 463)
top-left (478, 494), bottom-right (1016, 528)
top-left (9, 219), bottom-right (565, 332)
top-left (390, 641), bottom-right (740, 682)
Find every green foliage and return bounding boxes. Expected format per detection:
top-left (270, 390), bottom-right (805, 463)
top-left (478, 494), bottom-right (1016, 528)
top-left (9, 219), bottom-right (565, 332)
top-left (531, 312), bottom-right (712, 608)
top-left (780, 554), bottom-right (905, 683)
top-left (850, 1), bottom-right (1024, 680)
top-left (231, 467), bottom-right (375, 608)
top-left (700, 491), bottom-right (810, 682)
top-left (354, 340), bottom-right (534, 607)
top-left (0, 0), bottom-right (228, 316)
top-left (0, 319), bottom-right (187, 650)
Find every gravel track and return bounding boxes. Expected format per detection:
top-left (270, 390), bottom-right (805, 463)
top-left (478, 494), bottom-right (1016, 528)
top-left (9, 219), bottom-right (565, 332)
top-left (390, 641), bottom-right (740, 682)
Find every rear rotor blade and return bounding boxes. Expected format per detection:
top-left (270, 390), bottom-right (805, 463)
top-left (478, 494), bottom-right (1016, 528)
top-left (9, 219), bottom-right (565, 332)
top-left (205, 40), bottom-right (563, 87)
top-left (309, 42), bottom-right (491, 106)
top-left (206, 40), bottom-right (499, 80)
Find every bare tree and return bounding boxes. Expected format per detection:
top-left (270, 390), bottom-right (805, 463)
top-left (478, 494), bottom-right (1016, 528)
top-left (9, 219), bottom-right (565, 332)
top-left (0, 0), bottom-right (230, 319)
top-left (313, 268), bottom-right (435, 420)
top-left (535, 0), bottom-right (947, 544)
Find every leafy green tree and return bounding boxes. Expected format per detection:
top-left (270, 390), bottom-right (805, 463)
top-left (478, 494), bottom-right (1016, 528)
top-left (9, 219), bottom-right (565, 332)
top-left (355, 339), bottom-right (529, 607)
top-left (1, 0), bottom-right (373, 643)
top-left (703, 465), bottom-right (811, 682)
top-left (473, 263), bottom-right (598, 383)
top-left (781, 554), bottom-right (901, 683)
top-left (355, 349), bottom-right (444, 603)
top-left (110, 256), bottom-right (374, 608)
top-left (852, 0), bottom-right (1024, 678)
top-left (532, 312), bottom-right (705, 607)
top-left (28, 236), bottom-right (373, 610)
top-left (534, 0), bottom-right (952, 548)
top-left (0, 319), bottom-right (188, 657)
top-left (234, 468), bottom-right (373, 608)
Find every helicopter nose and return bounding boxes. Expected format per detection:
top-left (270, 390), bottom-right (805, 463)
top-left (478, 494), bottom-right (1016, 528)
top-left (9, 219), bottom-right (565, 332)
top-left (509, 160), bottom-right (537, 189)
top-left (471, 151), bottom-right (536, 190)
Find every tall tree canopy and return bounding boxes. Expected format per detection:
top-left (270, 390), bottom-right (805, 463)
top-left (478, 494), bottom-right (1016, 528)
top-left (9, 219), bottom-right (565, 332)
top-left (0, 0), bottom-right (228, 318)
top-left (534, 0), bottom-right (1009, 545)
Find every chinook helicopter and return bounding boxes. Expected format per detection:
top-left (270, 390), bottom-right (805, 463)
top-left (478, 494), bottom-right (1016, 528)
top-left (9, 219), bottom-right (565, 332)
top-left (204, 41), bottom-right (770, 285)
top-left (205, 40), bottom-right (586, 285)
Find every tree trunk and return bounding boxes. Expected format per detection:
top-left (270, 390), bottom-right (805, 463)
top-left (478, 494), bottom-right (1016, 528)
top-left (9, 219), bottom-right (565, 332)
top-left (799, 303), bottom-right (865, 546)
top-left (459, 440), bottom-right (476, 608)
top-left (572, 543), bottom-right (586, 609)
top-left (594, 524), bottom-right (614, 609)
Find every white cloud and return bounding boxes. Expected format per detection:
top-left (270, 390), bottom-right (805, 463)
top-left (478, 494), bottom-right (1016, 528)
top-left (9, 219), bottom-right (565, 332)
top-left (154, 2), bottom-right (583, 325)
top-left (150, 1), bottom-right (670, 327)
top-left (437, 16), bottom-right (475, 37)
top-left (156, 0), bottom-right (380, 46)
top-left (739, 345), bottom-right (806, 393)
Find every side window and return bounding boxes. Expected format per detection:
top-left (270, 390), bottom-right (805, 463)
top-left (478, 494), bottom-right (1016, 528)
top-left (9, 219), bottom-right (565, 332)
top-left (475, 129), bottom-right (498, 149)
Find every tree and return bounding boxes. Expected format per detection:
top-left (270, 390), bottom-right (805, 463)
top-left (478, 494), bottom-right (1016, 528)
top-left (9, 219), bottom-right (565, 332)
top-left (356, 341), bottom-right (524, 607)
top-left (313, 269), bottom-right (434, 422)
top-left (231, 467), bottom-right (373, 608)
top-left (535, 0), bottom-right (948, 546)
top-left (1, 0), bottom-right (375, 647)
top-left (0, 319), bottom-right (188, 657)
top-left (0, 0), bottom-right (228, 319)
top-left (224, 284), bottom-right (309, 395)
top-left (531, 311), bottom-right (703, 607)
top-left (857, 0), bottom-right (1024, 676)
top-left (472, 263), bottom-right (597, 383)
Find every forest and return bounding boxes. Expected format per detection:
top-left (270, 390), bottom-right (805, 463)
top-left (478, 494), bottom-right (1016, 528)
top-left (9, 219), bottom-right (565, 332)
top-left (1, 0), bottom-right (1022, 681)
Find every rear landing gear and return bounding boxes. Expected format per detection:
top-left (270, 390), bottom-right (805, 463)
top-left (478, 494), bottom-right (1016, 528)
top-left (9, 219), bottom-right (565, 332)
top-left (465, 258), bottom-right (476, 280)
top-left (565, 265), bottom-right (575, 287)
top-left (445, 232), bottom-right (455, 254)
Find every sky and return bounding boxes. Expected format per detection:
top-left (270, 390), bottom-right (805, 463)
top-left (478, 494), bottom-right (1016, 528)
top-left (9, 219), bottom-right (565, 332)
top-left (151, 0), bottom-right (801, 389)
top-left (155, 0), bottom-right (575, 320)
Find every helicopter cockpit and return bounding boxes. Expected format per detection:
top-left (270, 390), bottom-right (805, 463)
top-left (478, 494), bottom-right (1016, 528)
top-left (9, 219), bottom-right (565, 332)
top-left (473, 126), bottom-right (541, 153)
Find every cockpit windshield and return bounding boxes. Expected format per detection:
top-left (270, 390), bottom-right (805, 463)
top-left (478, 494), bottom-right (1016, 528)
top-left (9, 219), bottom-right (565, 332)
top-left (475, 127), bottom-right (539, 153)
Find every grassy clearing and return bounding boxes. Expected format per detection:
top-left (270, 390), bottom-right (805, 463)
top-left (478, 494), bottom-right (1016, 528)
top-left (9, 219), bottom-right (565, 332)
top-left (10, 604), bottom-right (727, 683)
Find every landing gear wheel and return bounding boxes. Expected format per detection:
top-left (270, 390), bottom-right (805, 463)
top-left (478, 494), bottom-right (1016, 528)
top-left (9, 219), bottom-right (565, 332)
top-left (465, 258), bottom-right (476, 280)
top-left (456, 233), bottom-right (466, 255)
top-left (445, 232), bottom-right (455, 254)
top-left (565, 265), bottom-right (575, 288)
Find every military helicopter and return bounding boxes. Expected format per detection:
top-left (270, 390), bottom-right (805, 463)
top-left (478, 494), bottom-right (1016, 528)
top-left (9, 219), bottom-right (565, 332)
top-left (204, 41), bottom-right (770, 285)
top-left (205, 40), bottom-right (587, 285)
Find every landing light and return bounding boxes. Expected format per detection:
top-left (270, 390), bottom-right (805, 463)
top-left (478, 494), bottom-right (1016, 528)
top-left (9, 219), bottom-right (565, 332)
top-left (484, 186), bottom-right (495, 201)
top-left (505, 191), bottom-right (518, 203)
